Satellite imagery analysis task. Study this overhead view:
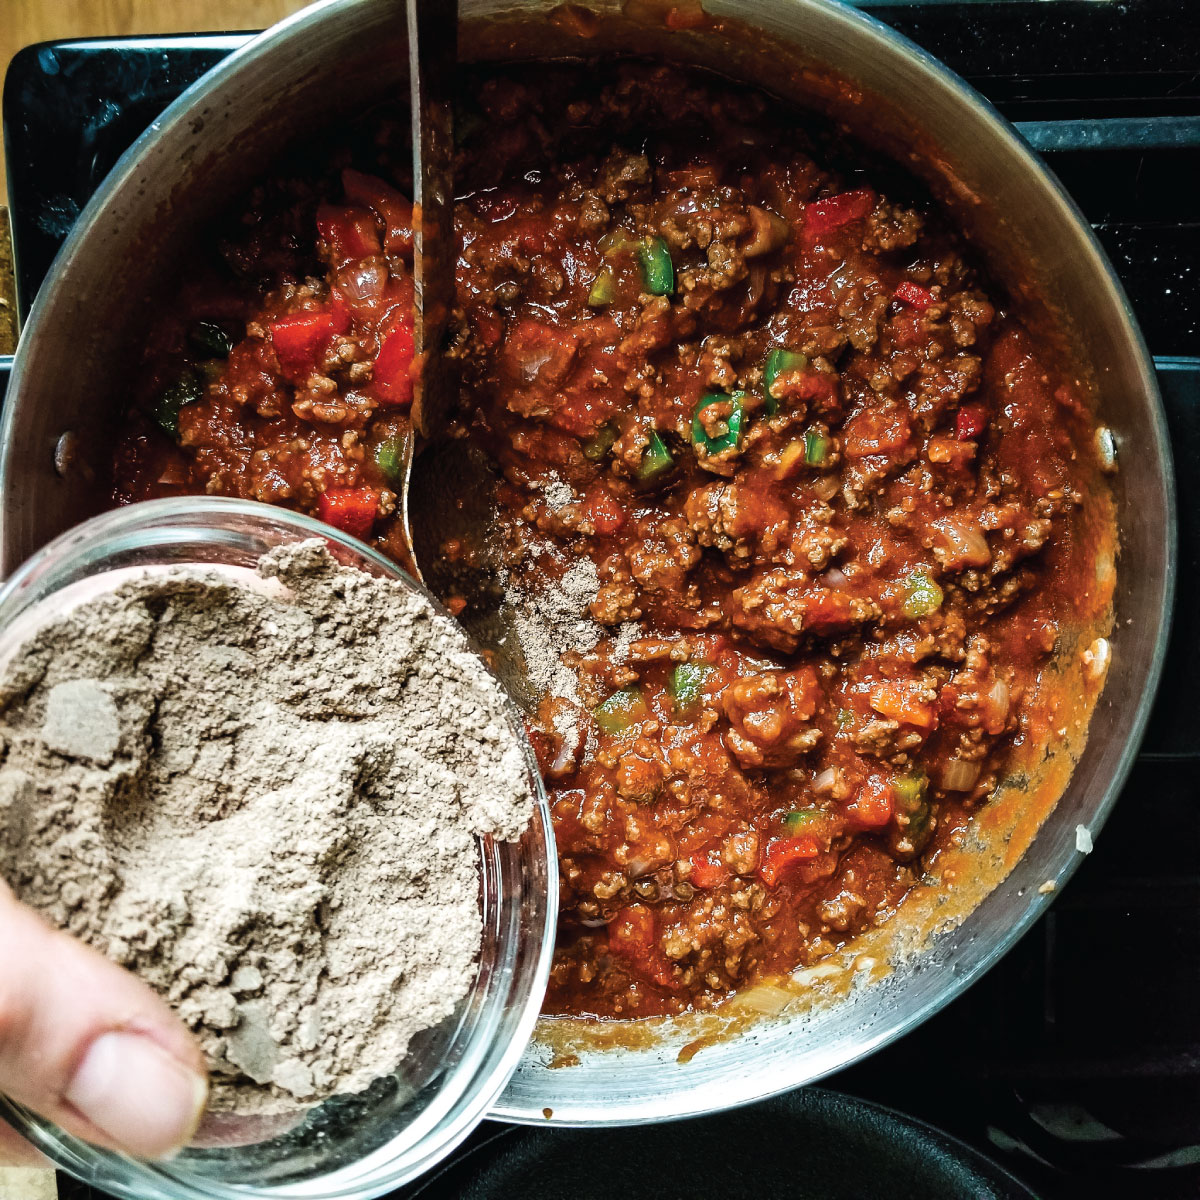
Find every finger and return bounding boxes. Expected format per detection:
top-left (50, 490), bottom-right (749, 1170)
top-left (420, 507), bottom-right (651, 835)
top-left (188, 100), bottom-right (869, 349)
top-left (0, 884), bottom-right (209, 1159)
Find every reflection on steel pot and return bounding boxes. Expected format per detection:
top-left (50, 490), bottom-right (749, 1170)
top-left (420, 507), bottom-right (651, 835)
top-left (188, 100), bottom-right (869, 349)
top-left (0, 0), bottom-right (1173, 1130)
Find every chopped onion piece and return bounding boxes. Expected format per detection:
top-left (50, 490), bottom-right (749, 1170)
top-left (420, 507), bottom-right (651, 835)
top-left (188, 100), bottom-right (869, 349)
top-left (812, 766), bottom-right (838, 795)
top-left (1095, 426), bottom-right (1117, 473)
top-left (1081, 637), bottom-right (1111, 683)
top-left (625, 855), bottom-right (654, 879)
top-left (983, 679), bottom-right (1010, 733)
top-left (550, 737), bottom-right (578, 776)
top-left (941, 757), bottom-right (981, 792)
top-left (156, 460), bottom-right (190, 486)
top-left (933, 516), bottom-right (991, 568)
top-left (794, 961), bottom-right (843, 985)
top-left (339, 260), bottom-right (386, 299)
top-left (731, 982), bottom-right (795, 1016)
top-left (812, 476), bottom-right (839, 502)
top-left (1075, 825), bottom-right (1093, 854)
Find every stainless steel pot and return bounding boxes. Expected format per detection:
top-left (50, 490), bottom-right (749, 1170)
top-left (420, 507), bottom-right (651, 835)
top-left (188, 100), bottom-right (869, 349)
top-left (0, 0), bottom-right (1174, 1128)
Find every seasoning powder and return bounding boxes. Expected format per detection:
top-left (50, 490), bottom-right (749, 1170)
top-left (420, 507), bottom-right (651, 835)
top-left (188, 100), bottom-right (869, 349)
top-left (0, 542), bottom-right (534, 1114)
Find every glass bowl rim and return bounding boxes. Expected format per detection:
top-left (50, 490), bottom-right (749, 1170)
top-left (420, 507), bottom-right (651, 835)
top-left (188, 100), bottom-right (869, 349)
top-left (0, 495), bottom-right (559, 1199)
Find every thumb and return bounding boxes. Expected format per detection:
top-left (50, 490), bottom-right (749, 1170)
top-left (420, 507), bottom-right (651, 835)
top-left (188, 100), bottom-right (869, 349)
top-left (0, 883), bottom-right (209, 1159)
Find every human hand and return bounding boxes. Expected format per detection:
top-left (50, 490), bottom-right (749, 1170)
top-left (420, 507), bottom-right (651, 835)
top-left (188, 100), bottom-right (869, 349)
top-left (0, 882), bottom-right (208, 1163)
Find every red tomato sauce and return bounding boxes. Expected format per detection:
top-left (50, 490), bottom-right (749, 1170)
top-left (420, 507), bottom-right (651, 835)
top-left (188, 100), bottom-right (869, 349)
top-left (112, 63), bottom-right (1109, 1020)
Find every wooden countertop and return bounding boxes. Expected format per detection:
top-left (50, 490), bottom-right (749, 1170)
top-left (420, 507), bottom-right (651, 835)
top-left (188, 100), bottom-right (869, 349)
top-left (1, 210), bottom-right (14, 354)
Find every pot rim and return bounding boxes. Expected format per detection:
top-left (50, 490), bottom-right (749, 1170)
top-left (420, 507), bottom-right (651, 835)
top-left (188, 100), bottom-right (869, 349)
top-left (0, 0), bottom-right (1177, 1135)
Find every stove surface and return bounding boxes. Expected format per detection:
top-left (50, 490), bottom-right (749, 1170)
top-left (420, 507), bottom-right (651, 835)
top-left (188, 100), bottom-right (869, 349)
top-left (2, 3), bottom-right (1197, 1197)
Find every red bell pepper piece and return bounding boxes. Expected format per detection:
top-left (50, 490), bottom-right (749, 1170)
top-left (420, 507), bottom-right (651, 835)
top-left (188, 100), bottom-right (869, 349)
top-left (341, 168), bottom-right (414, 257)
top-left (955, 402), bottom-right (989, 441)
top-left (894, 280), bottom-right (936, 311)
top-left (316, 203), bottom-right (382, 267)
top-left (845, 775), bottom-right (895, 830)
top-left (758, 836), bottom-right (820, 887)
top-left (688, 851), bottom-right (729, 890)
top-left (804, 188), bottom-right (874, 239)
top-left (317, 487), bottom-right (378, 540)
top-left (372, 318), bottom-right (416, 407)
top-left (270, 309), bottom-right (343, 374)
top-left (329, 289), bottom-right (352, 335)
top-left (608, 904), bottom-right (677, 989)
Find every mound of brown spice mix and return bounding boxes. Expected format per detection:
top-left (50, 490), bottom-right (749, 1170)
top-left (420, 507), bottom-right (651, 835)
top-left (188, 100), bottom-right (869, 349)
top-left (0, 541), bottom-right (535, 1114)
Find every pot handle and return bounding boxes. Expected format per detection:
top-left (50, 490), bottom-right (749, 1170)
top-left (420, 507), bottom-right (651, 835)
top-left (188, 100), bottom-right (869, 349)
top-left (1141, 356), bottom-right (1200, 758)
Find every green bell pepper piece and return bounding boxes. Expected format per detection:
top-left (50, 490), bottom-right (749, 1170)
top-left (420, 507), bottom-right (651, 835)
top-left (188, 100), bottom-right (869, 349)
top-left (188, 320), bottom-right (234, 359)
top-left (669, 661), bottom-right (713, 713)
top-left (594, 687), bottom-right (648, 734)
top-left (583, 421), bottom-right (619, 462)
top-left (588, 266), bottom-right (616, 307)
top-left (894, 770), bottom-right (928, 811)
top-left (149, 369), bottom-right (203, 440)
top-left (902, 569), bottom-right (944, 619)
top-left (637, 431), bottom-right (674, 481)
top-left (374, 437), bottom-right (405, 485)
top-left (762, 348), bottom-right (808, 415)
top-left (804, 429), bottom-right (830, 466)
top-left (783, 808), bottom-right (824, 834)
top-left (692, 391), bottom-right (747, 455)
top-left (637, 236), bottom-right (674, 295)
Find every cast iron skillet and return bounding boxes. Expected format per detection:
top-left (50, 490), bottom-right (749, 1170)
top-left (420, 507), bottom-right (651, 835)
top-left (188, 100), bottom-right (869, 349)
top-left (406, 1088), bottom-right (1037, 1200)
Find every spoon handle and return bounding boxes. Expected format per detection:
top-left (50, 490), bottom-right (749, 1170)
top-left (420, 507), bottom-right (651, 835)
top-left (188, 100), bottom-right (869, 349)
top-left (397, 0), bottom-right (457, 576)
top-left (407, 0), bottom-right (457, 442)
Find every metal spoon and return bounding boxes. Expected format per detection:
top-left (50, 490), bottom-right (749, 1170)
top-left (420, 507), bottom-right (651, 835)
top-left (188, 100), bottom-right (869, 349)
top-left (399, 0), bottom-right (539, 707)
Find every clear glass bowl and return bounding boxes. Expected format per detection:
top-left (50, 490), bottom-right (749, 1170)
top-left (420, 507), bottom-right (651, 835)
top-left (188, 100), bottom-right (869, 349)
top-left (0, 497), bottom-right (558, 1200)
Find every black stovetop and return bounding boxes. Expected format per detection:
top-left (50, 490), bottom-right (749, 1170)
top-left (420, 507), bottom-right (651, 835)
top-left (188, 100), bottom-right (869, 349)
top-left (2, 3), bottom-right (1198, 1198)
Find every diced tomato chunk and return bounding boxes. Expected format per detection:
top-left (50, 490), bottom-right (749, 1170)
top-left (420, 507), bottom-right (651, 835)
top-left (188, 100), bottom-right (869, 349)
top-left (372, 319), bottom-right (416, 407)
top-left (869, 679), bottom-right (938, 730)
top-left (758, 836), bottom-right (820, 887)
top-left (318, 487), bottom-right (378, 539)
top-left (269, 309), bottom-right (338, 375)
top-left (799, 587), bottom-right (858, 634)
top-left (341, 168), bottom-right (414, 256)
top-left (894, 280), bottom-right (936, 311)
top-left (471, 306), bottom-right (504, 349)
top-left (688, 851), bottom-right (730, 890)
top-left (955, 402), bottom-right (989, 441)
top-left (316, 203), bottom-right (382, 267)
top-left (582, 485), bottom-right (626, 536)
top-left (772, 369), bottom-right (839, 410)
top-left (608, 904), bottom-right (676, 988)
top-left (804, 188), bottom-right (874, 239)
top-left (664, 3), bottom-right (707, 30)
top-left (845, 776), bottom-right (895, 829)
top-left (842, 407), bottom-right (912, 458)
top-left (890, 309), bottom-right (927, 349)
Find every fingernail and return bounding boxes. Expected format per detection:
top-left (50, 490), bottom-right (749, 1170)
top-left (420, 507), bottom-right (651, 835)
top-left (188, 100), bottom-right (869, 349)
top-left (65, 1031), bottom-right (208, 1159)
